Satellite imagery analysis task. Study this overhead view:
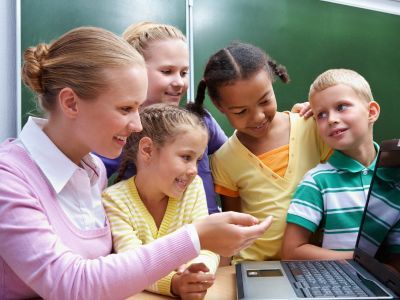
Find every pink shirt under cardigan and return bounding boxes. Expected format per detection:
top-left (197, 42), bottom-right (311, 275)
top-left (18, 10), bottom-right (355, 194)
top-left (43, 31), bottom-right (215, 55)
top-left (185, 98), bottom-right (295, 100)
top-left (0, 140), bottom-right (198, 299)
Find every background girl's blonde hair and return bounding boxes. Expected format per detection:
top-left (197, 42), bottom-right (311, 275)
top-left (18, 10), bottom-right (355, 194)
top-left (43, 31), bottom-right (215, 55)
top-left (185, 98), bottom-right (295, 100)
top-left (309, 68), bottom-right (373, 102)
top-left (122, 21), bottom-right (186, 58)
top-left (116, 103), bottom-right (207, 182)
top-left (22, 26), bottom-right (145, 113)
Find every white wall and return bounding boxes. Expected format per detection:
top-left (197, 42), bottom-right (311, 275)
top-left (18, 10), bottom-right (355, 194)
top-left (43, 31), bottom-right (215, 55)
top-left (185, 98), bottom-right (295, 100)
top-left (0, 0), bottom-right (17, 140)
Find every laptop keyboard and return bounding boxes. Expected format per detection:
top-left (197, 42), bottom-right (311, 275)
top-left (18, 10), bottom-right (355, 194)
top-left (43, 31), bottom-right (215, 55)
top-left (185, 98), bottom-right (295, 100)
top-left (285, 260), bottom-right (369, 298)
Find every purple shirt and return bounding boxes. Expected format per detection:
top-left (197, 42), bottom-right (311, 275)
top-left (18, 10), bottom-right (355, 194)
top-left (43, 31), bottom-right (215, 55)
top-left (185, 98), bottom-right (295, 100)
top-left (96, 110), bottom-right (227, 214)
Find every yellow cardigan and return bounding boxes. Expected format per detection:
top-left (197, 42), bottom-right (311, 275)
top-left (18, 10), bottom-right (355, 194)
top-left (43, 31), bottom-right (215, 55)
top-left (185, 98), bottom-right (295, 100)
top-left (102, 175), bottom-right (219, 296)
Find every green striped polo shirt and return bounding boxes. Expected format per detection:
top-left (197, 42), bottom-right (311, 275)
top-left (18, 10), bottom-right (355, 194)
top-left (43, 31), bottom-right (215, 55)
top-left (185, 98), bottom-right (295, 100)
top-left (287, 144), bottom-right (378, 251)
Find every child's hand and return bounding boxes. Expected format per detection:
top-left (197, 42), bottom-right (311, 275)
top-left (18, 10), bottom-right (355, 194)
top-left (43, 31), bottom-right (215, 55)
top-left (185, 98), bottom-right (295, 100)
top-left (171, 263), bottom-right (215, 300)
top-left (176, 264), bottom-right (187, 274)
top-left (291, 101), bottom-right (314, 119)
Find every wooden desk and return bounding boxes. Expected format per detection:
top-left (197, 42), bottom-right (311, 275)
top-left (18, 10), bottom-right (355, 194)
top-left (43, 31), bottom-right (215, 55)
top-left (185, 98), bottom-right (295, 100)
top-left (128, 266), bottom-right (236, 300)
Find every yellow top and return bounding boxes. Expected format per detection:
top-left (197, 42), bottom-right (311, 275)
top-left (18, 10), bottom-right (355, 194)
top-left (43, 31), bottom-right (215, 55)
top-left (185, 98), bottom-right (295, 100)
top-left (216, 144), bottom-right (289, 197)
top-left (210, 113), bottom-right (331, 263)
top-left (102, 175), bottom-right (219, 296)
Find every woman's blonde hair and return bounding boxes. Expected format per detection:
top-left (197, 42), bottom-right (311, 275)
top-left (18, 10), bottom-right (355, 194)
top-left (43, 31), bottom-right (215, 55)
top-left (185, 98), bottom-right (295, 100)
top-left (122, 21), bottom-right (186, 59)
top-left (116, 103), bottom-right (207, 182)
top-left (22, 26), bottom-right (145, 113)
top-left (309, 69), bottom-right (373, 102)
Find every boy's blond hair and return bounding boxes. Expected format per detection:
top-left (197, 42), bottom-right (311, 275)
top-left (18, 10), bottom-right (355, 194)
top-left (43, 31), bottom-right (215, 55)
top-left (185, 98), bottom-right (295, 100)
top-left (309, 69), bottom-right (373, 103)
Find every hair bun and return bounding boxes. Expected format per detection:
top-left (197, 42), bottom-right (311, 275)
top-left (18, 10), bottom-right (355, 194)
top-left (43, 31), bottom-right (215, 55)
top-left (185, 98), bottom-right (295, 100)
top-left (21, 43), bottom-right (49, 94)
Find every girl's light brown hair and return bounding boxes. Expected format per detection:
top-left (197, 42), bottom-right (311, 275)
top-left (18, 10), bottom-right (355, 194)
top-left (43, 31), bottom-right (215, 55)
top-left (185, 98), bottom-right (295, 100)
top-left (122, 21), bottom-right (186, 59)
top-left (22, 26), bottom-right (145, 113)
top-left (116, 103), bottom-right (207, 182)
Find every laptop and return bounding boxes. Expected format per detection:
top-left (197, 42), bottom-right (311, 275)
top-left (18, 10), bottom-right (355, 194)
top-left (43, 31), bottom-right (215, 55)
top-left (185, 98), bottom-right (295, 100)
top-left (236, 139), bottom-right (400, 299)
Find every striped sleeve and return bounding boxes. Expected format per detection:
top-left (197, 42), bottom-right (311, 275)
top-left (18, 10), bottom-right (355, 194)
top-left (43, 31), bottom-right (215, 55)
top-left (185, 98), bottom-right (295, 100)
top-left (102, 181), bottom-right (143, 252)
top-left (381, 184), bottom-right (400, 253)
top-left (150, 177), bottom-right (219, 296)
top-left (185, 177), bottom-right (220, 273)
top-left (387, 219), bottom-right (400, 253)
top-left (287, 170), bottom-right (324, 233)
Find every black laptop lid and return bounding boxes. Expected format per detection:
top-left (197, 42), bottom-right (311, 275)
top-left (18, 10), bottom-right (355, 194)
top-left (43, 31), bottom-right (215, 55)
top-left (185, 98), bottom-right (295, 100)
top-left (355, 139), bottom-right (400, 295)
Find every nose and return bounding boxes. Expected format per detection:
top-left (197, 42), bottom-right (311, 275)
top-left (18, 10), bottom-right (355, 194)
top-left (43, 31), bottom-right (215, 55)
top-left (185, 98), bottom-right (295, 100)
top-left (327, 111), bottom-right (339, 125)
top-left (127, 111), bottom-right (143, 133)
top-left (171, 73), bottom-right (185, 88)
top-left (253, 107), bottom-right (265, 122)
top-left (187, 162), bottom-right (198, 176)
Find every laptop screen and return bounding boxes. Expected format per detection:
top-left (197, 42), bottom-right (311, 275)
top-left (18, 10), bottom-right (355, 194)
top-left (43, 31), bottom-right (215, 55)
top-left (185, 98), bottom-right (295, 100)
top-left (355, 139), bottom-right (400, 289)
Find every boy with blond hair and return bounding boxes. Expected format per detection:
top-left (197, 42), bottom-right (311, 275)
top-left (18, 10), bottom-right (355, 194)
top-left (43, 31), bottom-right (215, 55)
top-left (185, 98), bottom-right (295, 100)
top-left (282, 69), bottom-right (380, 260)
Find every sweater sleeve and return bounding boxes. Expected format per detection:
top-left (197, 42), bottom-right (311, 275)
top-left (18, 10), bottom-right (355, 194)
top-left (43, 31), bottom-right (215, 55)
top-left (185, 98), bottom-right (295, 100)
top-left (102, 182), bottom-right (145, 253)
top-left (185, 177), bottom-right (220, 274)
top-left (0, 166), bottom-right (199, 300)
top-left (148, 177), bottom-right (220, 296)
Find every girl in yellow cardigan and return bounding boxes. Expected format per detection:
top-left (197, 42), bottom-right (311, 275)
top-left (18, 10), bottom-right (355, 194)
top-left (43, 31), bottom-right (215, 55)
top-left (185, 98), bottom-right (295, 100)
top-left (102, 104), bottom-right (220, 299)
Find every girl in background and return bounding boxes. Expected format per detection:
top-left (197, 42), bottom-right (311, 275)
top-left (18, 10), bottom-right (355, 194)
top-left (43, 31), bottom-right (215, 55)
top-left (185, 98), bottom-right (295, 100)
top-left (192, 42), bottom-right (331, 264)
top-left (97, 22), bottom-right (227, 214)
top-left (0, 27), bottom-right (272, 299)
top-left (97, 22), bottom-right (311, 214)
top-left (103, 104), bottom-right (227, 299)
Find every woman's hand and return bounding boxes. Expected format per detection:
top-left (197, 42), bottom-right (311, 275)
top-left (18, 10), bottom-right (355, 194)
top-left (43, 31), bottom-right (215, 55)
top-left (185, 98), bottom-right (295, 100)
top-left (194, 212), bottom-right (273, 257)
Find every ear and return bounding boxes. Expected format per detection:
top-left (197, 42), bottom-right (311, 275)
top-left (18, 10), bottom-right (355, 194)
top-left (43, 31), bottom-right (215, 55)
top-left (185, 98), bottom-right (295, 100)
top-left (137, 137), bottom-right (154, 163)
top-left (58, 87), bottom-right (79, 118)
top-left (368, 101), bottom-right (380, 124)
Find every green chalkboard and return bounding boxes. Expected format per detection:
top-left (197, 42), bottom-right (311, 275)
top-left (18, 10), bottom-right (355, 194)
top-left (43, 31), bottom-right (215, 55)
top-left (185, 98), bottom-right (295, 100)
top-left (21, 0), bottom-right (400, 142)
top-left (20, 0), bottom-right (186, 126)
top-left (193, 0), bottom-right (400, 142)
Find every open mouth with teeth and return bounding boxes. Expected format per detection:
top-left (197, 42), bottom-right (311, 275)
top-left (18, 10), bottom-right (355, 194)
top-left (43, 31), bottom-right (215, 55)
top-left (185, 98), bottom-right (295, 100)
top-left (166, 92), bottom-right (182, 97)
top-left (175, 177), bottom-right (190, 190)
top-left (330, 128), bottom-right (347, 137)
top-left (250, 121), bottom-right (267, 130)
top-left (113, 135), bottom-right (128, 146)
top-left (114, 135), bottom-right (127, 142)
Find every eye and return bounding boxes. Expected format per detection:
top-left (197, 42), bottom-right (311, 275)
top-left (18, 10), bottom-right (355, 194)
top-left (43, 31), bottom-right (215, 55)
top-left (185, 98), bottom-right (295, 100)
top-left (337, 104), bottom-right (348, 112)
top-left (233, 109), bottom-right (247, 115)
top-left (181, 155), bottom-right (191, 161)
top-left (181, 70), bottom-right (189, 77)
top-left (120, 106), bottom-right (133, 114)
top-left (259, 98), bottom-right (270, 105)
top-left (161, 69), bottom-right (172, 75)
top-left (317, 112), bottom-right (328, 120)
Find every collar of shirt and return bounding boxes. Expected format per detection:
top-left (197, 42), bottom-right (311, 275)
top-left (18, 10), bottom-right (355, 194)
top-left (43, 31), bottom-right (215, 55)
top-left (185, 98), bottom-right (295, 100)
top-left (328, 141), bottom-right (380, 173)
top-left (19, 117), bottom-right (100, 193)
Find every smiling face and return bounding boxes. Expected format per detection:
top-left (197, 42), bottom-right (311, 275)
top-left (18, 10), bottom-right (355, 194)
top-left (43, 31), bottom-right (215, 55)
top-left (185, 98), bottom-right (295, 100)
top-left (76, 66), bottom-right (148, 159)
top-left (144, 39), bottom-right (189, 106)
top-left (310, 84), bottom-right (378, 155)
top-left (149, 126), bottom-right (207, 199)
top-left (214, 69), bottom-right (277, 140)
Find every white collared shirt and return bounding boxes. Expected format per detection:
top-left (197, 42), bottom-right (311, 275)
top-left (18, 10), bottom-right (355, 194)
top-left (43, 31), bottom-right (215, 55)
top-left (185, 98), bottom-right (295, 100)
top-left (16, 117), bottom-right (107, 230)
